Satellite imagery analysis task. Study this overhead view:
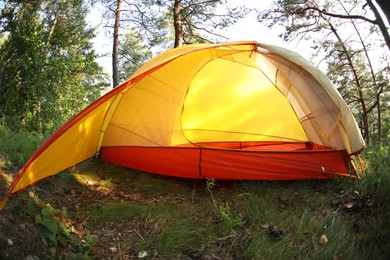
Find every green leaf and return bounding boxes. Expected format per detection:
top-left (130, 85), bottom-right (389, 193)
top-left (41, 216), bottom-right (59, 234)
top-left (35, 214), bottom-right (43, 224)
top-left (49, 246), bottom-right (56, 257)
top-left (58, 222), bottom-right (71, 238)
top-left (42, 204), bottom-right (56, 217)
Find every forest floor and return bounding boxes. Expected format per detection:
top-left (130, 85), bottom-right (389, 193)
top-left (0, 155), bottom-right (389, 259)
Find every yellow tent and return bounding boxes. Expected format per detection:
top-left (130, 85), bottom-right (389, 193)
top-left (0, 41), bottom-right (365, 210)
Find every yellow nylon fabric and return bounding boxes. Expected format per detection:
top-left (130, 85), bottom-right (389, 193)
top-left (11, 97), bottom-right (115, 194)
top-left (101, 42), bottom-right (364, 150)
top-left (101, 44), bottom-right (308, 147)
top-left (181, 55), bottom-right (308, 143)
top-left (101, 49), bottom-right (214, 147)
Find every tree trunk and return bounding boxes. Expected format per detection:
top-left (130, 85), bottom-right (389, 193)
top-left (112, 0), bottom-right (121, 88)
top-left (367, 0), bottom-right (390, 51)
top-left (46, 12), bottom-right (58, 47)
top-left (377, 100), bottom-right (381, 144)
top-left (374, 0), bottom-right (390, 24)
top-left (173, 0), bottom-right (183, 48)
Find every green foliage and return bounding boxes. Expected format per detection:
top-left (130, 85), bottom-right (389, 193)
top-left (364, 145), bottom-right (390, 177)
top-left (0, 125), bottom-right (43, 167)
top-left (360, 145), bottom-right (390, 220)
top-left (355, 146), bottom-right (390, 256)
top-left (0, 0), bottom-right (109, 135)
top-left (119, 30), bottom-right (153, 81)
top-left (35, 204), bottom-right (93, 259)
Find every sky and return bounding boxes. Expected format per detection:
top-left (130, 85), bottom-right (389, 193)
top-left (220, 1), bottom-right (285, 45)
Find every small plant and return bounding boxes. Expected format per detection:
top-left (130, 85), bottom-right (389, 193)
top-left (219, 202), bottom-right (244, 231)
top-left (34, 204), bottom-right (93, 259)
top-left (205, 178), bottom-right (244, 233)
top-left (205, 178), bottom-right (218, 209)
top-left (205, 178), bottom-right (217, 192)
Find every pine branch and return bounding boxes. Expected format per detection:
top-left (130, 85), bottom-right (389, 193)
top-left (301, 7), bottom-right (377, 24)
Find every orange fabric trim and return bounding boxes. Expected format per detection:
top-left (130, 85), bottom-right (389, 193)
top-left (99, 146), bottom-right (351, 180)
top-left (188, 141), bottom-right (332, 151)
top-left (100, 146), bottom-right (202, 179)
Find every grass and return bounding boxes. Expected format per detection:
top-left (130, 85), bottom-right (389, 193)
top-left (0, 127), bottom-right (389, 259)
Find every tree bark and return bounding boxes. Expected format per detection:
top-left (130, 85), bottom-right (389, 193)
top-left (112, 0), bottom-right (121, 88)
top-left (374, 0), bottom-right (390, 24)
top-left (173, 0), bottom-right (183, 48)
top-left (367, 0), bottom-right (390, 51)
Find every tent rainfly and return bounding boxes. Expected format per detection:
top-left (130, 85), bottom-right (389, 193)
top-left (0, 41), bottom-right (365, 210)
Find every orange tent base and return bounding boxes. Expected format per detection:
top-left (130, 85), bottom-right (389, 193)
top-left (99, 142), bottom-right (354, 180)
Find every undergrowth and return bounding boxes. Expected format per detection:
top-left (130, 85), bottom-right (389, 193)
top-left (0, 125), bottom-right (43, 168)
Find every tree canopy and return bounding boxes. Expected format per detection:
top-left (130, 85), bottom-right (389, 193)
top-left (0, 0), bottom-right (109, 134)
